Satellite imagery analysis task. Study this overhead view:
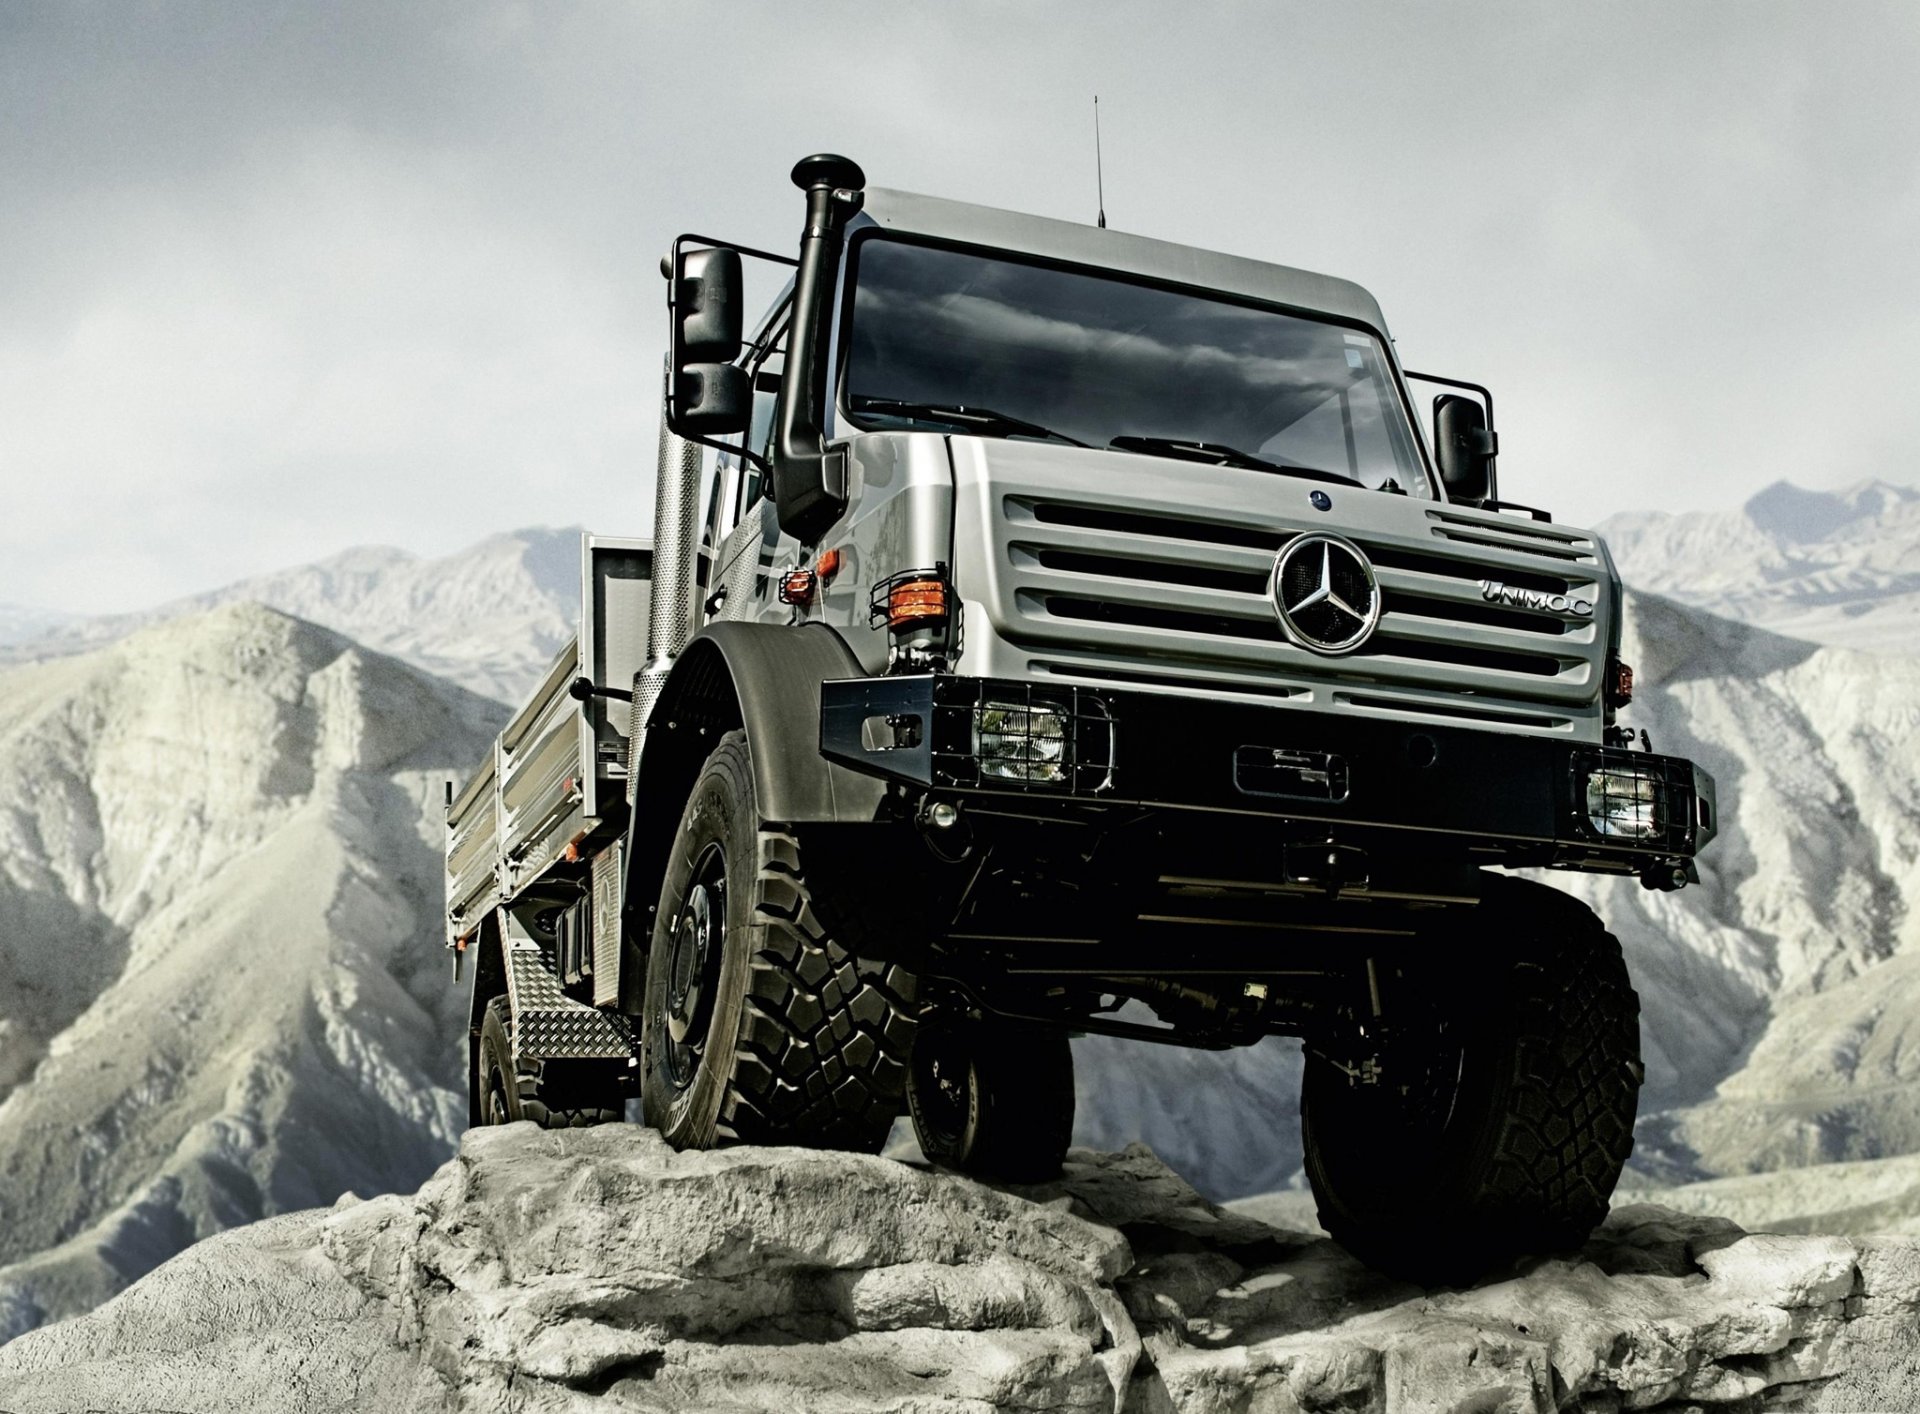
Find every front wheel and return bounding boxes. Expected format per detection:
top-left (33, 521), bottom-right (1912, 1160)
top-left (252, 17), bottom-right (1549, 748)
top-left (1301, 875), bottom-right (1642, 1285)
top-left (641, 731), bottom-right (917, 1152)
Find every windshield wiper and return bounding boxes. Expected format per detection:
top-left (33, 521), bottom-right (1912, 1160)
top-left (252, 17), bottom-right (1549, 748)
top-left (850, 397), bottom-right (1088, 447)
top-left (1109, 435), bottom-right (1352, 487)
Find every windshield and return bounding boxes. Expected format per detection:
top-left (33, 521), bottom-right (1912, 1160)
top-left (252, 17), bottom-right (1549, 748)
top-left (841, 236), bottom-right (1430, 495)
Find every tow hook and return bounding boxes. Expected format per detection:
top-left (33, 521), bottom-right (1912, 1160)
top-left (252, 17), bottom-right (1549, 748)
top-left (1284, 839), bottom-right (1370, 898)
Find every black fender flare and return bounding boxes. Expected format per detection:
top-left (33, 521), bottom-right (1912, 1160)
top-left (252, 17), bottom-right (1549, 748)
top-left (616, 621), bottom-right (886, 1009)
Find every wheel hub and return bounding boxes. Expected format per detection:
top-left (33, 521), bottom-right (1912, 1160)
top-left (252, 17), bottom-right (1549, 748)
top-left (662, 844), bottom-right (726, 1088)
top-left (912, 1028), bottom-right (974, 1144)
top-left (485, 1060), bottom-right (512, 1126)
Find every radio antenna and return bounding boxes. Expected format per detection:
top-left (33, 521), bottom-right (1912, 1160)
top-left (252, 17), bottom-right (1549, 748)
top-left (1094, 95), bottom-right (1107, 229)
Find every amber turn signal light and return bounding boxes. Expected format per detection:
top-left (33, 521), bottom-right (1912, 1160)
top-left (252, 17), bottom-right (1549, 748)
top-left (779, 569), bottom-right (818, 606)
top-left (1606, 656), bottom-right (1634, 708)
top-left (886, 578), bottom-right (948, 627)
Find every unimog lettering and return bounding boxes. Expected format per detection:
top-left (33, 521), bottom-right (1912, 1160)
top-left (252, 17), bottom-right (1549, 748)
top-left (444, 153), bottom-right (1719, 1286)
top-left (1478, 578), bottom-right (1596, 617)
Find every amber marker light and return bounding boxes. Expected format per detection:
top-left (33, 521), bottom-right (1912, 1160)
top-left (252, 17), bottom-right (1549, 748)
top-left (887, 578), bottom-right (948, 627)
top-left (779, 569), bottom-right (818, 606)
top-left (1607, 657), bottom-right (1635, 708)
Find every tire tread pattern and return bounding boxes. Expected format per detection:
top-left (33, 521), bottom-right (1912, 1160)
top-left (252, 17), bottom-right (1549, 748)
top-left (704, 743), bottom-right (918, 1152)
top-left (1478, 882), bottom-right (1642, 1246)
top-left (1305, 875), bottom-right (1642, 1281)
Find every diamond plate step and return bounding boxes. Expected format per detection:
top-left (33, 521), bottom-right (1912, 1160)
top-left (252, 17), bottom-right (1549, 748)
top-left (504, 938), bottom-right (637, 1063)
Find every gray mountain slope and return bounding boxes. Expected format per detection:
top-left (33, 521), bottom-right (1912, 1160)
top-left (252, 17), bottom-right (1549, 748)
top-left (1554, 591), bottom-right (1920, 1180)
top-left (0, 528), bottom-right (585, 703)
top-left (1601, 478), bottom-right (1920, 655)
top-left (0, 602), bottom-right (506, 1341)
top-left (0, 606), bottom-right (75, 648)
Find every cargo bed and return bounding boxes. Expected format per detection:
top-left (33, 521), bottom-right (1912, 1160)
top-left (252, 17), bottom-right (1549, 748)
top-left (445, 535), bottom-right (652, 946)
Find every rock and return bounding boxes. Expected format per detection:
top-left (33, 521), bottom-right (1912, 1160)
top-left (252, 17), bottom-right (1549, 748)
top-left (1, 1131), bottom-right (1918, 1413)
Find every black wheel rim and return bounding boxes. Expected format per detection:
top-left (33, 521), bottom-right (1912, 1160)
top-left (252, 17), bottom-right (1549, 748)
top-left (1398, 1016), bottom-right (1466, 1136)
top-left (911, 1027), bottom-right (974, 1147)
top-left (484, 1053), bottom-right (513, 1126)
top-left (662, 842), bottom-right (727, 1092)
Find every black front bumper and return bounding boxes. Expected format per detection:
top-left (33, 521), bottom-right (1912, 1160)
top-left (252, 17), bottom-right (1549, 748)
top-left (820, 674), bottom-right (1716, 878)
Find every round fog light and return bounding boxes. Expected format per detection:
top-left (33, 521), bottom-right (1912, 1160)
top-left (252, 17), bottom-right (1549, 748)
top-left (927, 801), bottom-right (959, 829)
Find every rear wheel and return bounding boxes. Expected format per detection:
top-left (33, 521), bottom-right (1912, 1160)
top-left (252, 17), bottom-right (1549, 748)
top-left (908, 1017), bottom-right (1076, 1183)
top-left (1301, 875), bottom-right (1642, 1285)
top-left (641, 731), bottom-right (917, 1151)
top-left (474, 996), bottom-right (625, 1129)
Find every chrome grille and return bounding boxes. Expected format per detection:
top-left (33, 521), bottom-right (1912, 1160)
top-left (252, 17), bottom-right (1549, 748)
top-left (994, 492), bottom-right (1605, 726)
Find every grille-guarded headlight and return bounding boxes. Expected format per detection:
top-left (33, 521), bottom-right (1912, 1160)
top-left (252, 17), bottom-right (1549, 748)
top-left (1585, 765), bottom-right (1662, 839)
top-left (974, 700), bottom-right (1069, 783)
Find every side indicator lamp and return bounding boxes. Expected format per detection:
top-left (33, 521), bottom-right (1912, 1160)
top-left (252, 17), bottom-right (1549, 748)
top-left (870, 568), bottom-right (952, 629)
top-left (869, 565), bottom-right (958, 671)
top-left (886, 578), bottom-right (947, 627)
top-left (1606, 656), bottom-right (1634, 708)
top-left (779, 569), bottom-right (817, 606)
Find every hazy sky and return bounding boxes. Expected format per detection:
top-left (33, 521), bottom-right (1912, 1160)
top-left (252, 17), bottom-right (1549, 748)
top-left (4, 2), bottom-right (1917, 613)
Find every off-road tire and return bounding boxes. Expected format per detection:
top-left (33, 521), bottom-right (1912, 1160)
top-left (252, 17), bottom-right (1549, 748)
top-left (1301, 874), bottom-right (1642, 1285)
top-left (908, 1018), bottom-right (1075, 1183)
top-left (641, 731), bottom-right (917, 1152)
top-left (475, 997), bottom-right (625, 1129)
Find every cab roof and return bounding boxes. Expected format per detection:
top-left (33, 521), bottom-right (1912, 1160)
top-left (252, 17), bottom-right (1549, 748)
top-left (855, 186), bottom-right (1393, 337)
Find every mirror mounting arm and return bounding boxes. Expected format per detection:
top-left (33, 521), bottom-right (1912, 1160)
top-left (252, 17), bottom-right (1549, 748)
top-left (661, 234), bottom-right (796, 468)
top-left (772, 154), bottom-right (866, 544)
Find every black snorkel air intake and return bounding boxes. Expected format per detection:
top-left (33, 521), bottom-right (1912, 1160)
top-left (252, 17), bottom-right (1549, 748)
top-left (772, 154), bottom-right (866, 544)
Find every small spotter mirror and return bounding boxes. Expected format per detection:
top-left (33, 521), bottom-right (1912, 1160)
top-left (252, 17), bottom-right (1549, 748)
top-left (1434, 394), bottom-right (1498, 504)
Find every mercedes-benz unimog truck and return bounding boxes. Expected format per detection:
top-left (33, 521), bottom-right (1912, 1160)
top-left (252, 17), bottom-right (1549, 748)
top-left (444, 154), bottom-right (1718, 1281)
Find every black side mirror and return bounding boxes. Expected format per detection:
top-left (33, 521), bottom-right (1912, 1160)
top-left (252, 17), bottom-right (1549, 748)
top-left (1434, 393), bottom-right (1498, 503)
top-left (674, 362), bottom-right (749, 436)
top-left (668, 247), bottom-right (749, 436)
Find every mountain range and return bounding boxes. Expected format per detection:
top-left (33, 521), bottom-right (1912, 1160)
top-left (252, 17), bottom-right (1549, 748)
top-left (0, 529), bottom-right (586, 705)
top-left (0, 605), bottom-right (504, 1340)
top-left (1600, 478), bottom-right (1920, 655)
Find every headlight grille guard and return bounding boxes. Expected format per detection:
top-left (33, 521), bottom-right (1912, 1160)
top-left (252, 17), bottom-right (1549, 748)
top-left (1568, 747), bottom-right (1699, 854)
top-left (820, 675), bottom-right (1117, 795)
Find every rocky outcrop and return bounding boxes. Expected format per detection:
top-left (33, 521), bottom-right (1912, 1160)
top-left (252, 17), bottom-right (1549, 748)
top-left (0, 1129), bottom-right (1915, 1413)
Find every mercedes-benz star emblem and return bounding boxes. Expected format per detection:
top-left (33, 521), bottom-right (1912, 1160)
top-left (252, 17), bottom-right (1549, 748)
top-left (1270, 533), bottom-right (1381, 654)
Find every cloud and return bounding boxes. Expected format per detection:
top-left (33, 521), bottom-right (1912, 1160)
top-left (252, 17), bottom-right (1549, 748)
top-left (2, 1), bottom-right (1917, 611)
